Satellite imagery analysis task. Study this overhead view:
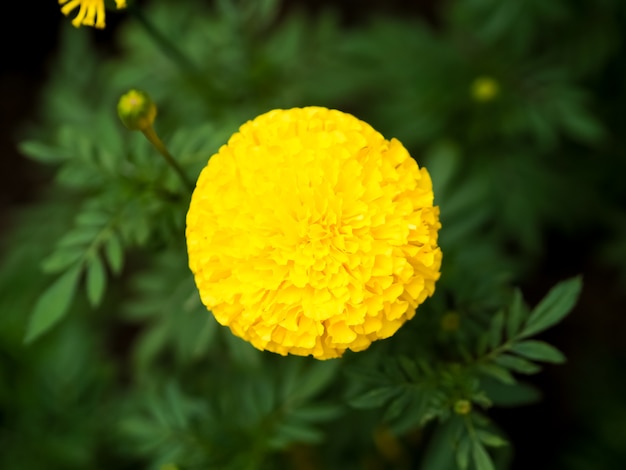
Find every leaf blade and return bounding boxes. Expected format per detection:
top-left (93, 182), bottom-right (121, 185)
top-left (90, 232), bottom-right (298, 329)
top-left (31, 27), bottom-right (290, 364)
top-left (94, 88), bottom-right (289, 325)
top-left (510, 340), bottom-right (566, 364)
top-left (521, 276), bottom-right (582, 338)
top-left (25, 264), bottom-right (82, 343)
top-left (86, 255), bottom-right (106, 307)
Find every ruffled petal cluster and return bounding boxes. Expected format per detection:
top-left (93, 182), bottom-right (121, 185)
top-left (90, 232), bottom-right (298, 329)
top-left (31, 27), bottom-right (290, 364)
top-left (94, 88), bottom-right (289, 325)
top-left (186, 107), bottom-right (442, 359)
top-left (59, 0), bottom-right (126, 29)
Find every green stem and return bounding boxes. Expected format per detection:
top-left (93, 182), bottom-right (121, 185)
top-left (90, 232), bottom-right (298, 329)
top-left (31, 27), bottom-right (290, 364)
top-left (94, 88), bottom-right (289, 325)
top-left (142, 125), bottom-right (194, 193)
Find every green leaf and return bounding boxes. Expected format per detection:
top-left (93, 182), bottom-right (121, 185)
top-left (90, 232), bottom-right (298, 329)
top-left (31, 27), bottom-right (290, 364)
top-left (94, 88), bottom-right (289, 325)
top-left (488, 310), bottom-right (505, 349)
top-left (104, 233), bottom-right (124, 274)
top-left (398, 355), bottom-right (421, 381)
top-left (424, 140), bottom-right (460, 198)
top-left (349, 387), bottom-right (398, 409)
top-left (384, 390), bottom-right (413, 422)
top-left (476, 430), bottom-right (508, 448)
top-left (57, 228), bottom-right (100, 248)
top-left (293, 360), bottom-right (339, 402)
top-left (494, 354), bottom-right (541, 375)
top-left (19, 141), bottom-right (66, 163)
top-left (41, 249), bottom-right (83, 274)
top-left (476, 334), bottom-right (489, 357)
top-left (273, 421), bottom-right (324, 445)
top-left (521, 276), bottom-right (582, 338)
top-left (25, 264), bottom-right (82, 343)
top-left (86, 256), bottom-right (106, 307)
top-left (506, 289), bottom-right (527, 339)
top-left (76, 211), bottom-right (110, 227)
top-left (456, 436), bottom-right (471, 470)
top-left (472, 440), bottom-right (495, 470)
top-left (510, 340), bottom-right (566, 364)
top-left (481, 379), bottom-right (542, 407)
top-left (290, 404), bottom-right (343, 423)
top-left (390, 391), bottom-right (432, 433)
top-left (476, 363), bottom-right (516, 385)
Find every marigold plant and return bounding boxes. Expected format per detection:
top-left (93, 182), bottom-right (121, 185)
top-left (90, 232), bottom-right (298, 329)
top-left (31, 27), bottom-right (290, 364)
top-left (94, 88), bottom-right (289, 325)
top-left (186, 107), bottom-right (442, 359)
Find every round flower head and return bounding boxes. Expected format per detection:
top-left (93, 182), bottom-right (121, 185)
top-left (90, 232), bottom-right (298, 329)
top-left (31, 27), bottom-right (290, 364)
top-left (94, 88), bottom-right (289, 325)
top-left (186, 107), bottom-right (442, 359)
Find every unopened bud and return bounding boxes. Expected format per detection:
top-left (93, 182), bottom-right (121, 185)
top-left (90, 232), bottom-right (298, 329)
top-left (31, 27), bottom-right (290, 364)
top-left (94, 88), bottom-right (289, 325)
top-left (117, 89), bottom-right (157, 131)
top-left (454, 399), bottom-right (472, 415)
top-left (471, 76), bottom-right (499, 102)
top-left (441, 311), bottom-right (460, 332)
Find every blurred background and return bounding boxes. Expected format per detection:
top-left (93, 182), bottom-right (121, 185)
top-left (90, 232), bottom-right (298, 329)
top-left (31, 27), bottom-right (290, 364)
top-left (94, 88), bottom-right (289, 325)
top-left (1, 1), bottom-right (626, 469)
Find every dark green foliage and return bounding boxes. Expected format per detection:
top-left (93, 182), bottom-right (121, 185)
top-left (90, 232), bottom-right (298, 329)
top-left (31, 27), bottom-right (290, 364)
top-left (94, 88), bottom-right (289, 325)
top-left (3, 0), bottom-right (625, 468)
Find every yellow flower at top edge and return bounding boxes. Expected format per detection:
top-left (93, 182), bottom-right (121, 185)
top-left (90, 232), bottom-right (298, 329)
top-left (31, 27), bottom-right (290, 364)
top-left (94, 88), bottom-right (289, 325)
top-left (186, 107), bottom-right (442, 360)
top-left (59, 0), bottom-right (127, 29)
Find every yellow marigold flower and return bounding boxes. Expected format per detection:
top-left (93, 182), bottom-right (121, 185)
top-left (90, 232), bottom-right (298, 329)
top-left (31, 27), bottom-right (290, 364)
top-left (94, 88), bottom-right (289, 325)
top-left (186, 107), bottom-right (442, 359)
top-left (59, 0), bottom-right (126, 29)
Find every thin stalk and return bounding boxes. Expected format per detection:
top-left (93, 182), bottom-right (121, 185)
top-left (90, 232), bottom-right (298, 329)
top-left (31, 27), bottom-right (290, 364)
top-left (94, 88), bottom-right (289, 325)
top-left (142, 125), bottom-right (194, 193)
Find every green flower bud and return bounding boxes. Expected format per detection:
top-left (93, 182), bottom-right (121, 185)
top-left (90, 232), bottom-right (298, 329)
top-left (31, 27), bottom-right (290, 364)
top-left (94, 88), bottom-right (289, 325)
top-left (471, 76), bottom-right (499, 102)
top-left (117, 89), bottom-right (157, 131)
top-left (454, 399), bottom-right (472, 415)
top-left (441, 311), bottom-right (460, 332)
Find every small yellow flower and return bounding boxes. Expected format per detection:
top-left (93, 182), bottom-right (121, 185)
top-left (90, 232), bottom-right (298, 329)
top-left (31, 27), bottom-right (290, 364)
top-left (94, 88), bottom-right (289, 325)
top-left (59, 0), bottom-right (126, 29)
top-left (186, 107), bottom-right (442, 359)
top-left (471, 76), bottom-right (499, 102)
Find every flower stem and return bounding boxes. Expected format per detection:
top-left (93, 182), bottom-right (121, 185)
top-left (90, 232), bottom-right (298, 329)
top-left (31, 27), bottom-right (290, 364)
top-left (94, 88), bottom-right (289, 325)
top-left (142, 125), bottom-right (194, 193)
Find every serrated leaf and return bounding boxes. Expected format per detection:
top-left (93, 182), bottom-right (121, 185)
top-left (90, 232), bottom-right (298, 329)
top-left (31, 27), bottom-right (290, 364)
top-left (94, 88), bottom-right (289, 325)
top-left (86, 255), bottom-right (106, 307)
top-left (521, 276), bottom-right (582, 338)
top-left (472, 440), bottom-right (495, 470)
top-left (488, 310), bottom-right (505, 349)
top-left (104, 233), bottom-right (124, 274)
top-left (506, 289), bottom-right (527, 339)
top-left (510, 340), bottom-right (566, 364)
top-left (25, 264), bottom-right (82, 343)
top-left (476, 430), bottom-right (508, 448)
top-left (494, 354), bottom-right (541, 375)
top-left (456, 436), bottom-right (471, 470)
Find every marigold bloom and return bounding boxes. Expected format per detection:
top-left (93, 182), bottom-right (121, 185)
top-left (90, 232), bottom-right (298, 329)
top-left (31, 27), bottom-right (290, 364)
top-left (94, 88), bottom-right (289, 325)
top-left (186, 107), bottom-right (442, 359)
top-left (59, 0), bottom-right (126, 29)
